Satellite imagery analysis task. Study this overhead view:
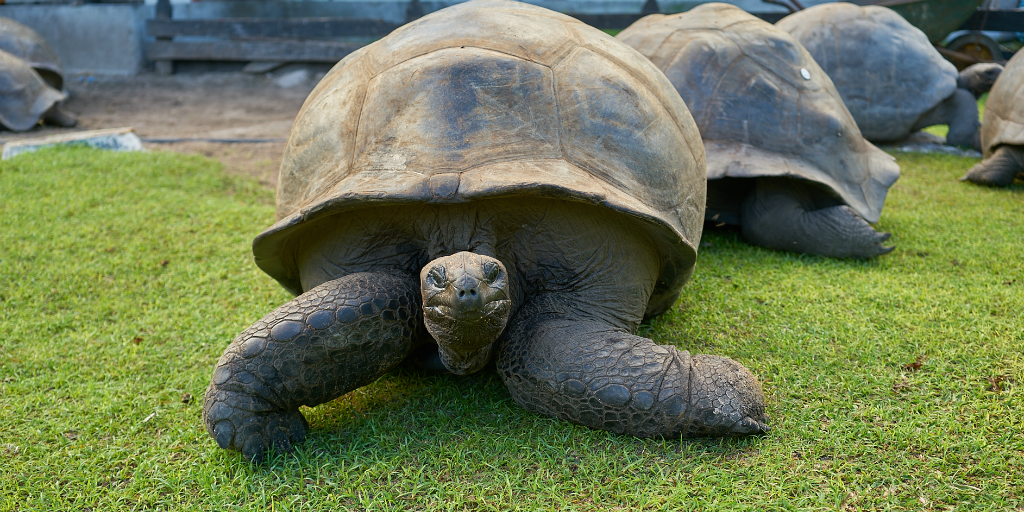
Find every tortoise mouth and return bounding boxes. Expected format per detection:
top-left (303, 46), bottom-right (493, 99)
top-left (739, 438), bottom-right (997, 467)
top-left (420, 251), bottom-right (512, 370)
top-left (425, 298), bottom-right (511, 323)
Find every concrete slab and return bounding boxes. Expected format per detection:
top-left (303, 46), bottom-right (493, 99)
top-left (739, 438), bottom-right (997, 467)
top-left (2, 127), bottom-right (144, 159)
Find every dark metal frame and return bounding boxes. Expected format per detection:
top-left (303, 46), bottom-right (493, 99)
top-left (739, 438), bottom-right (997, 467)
top-left (145, 0), bottom-right (1023, 75)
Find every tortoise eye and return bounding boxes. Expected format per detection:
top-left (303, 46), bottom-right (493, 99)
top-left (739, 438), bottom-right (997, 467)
top-left (483, 262), bottom-right (500, 282)
top-left (428, 267), bottom-right (447, 288)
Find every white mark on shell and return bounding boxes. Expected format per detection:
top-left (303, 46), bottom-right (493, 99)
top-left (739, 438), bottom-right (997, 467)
top-left (369, 150), bottom-right (408, 170)
top-left (800, 68), bottom-right (811, 80)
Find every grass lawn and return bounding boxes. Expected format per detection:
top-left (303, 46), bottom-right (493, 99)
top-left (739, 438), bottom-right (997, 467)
top-left (0, 146), bottom-right (1021, 511)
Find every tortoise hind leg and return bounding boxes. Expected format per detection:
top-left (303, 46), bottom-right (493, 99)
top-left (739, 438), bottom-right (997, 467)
top-left (42, 103), bottom-right (78, 128)
top-left (202, 271), bottom-right (423, 463)
top-left (497, 298), bottom-right (768, 438)
top-left (914, 88), bottom-right (980, 151)
top-left (741, 177), bottom-right (893, 258)
top-left (961, 145), bottom-right (1024, 187)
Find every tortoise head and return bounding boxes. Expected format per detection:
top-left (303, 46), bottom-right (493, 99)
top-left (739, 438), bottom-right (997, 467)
top-left (420, 251), bottom-right (511, 375)
top-left (959, 63), bottom-right (1004, 97)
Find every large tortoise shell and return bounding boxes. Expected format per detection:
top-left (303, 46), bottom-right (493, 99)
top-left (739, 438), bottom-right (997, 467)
top-left (980, 50), bottom-right (1024, 159)
top-left (617, 3), bottom-right (899, 223)
top-left (0, 49), bottom-right (64, 132)
top-left (0, 18), bottom-right (63, 90)
top-left (254, 0), bottom-right (707, 312)
top-left (777, 2), bottom-right (958, 142)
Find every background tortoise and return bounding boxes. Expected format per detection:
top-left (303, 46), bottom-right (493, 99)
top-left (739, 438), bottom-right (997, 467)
top-left (777, 2), bottom-right (1001, 151)
top-left (0, 18), bottom-right (76, 130)
top-left (203, 0), bottom-right (769, 463)
top-left (617, 3), bottom-right (900, 258)
top-left (963, 49), bottom-right (1024, 186)
top-left (0, 49), bottom-right (75, 131)
top-left (0, 17), bottom-right (64, 91)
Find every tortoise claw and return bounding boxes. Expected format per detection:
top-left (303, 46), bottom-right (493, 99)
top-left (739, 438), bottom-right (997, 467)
top-left (204, 387), bottom-right (309, 464)
top-left (729, 416), bottom-right (771, 436)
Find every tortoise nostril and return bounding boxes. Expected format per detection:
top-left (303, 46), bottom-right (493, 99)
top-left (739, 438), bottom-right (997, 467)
top-left (470, 289), bottom-right (477, 296)
top-left (458, 290), bottom-right (465, 298)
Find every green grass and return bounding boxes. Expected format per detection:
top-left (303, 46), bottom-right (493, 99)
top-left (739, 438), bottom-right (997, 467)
top-left (1, 147), bottom-right (1022, 511)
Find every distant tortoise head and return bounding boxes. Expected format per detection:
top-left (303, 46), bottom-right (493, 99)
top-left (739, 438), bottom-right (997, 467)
top-left (958, 63), bottom-right (1003, 98)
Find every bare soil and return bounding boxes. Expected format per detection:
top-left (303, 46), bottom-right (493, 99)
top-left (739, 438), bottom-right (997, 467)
top-left (1, 70), bottom-right (323, 188)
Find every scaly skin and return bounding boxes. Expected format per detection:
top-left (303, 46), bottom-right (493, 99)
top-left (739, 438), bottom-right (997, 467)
top-left (497, 298), bottom-right (769, 438)
top-left (202, 271), bottom-right (423, 463)
top-left (741, 178), bottom-right (893, 258)
top-left (962, 145), bottom-right (1024, 187)
top-left (204, 202), bottom-right (771, 462)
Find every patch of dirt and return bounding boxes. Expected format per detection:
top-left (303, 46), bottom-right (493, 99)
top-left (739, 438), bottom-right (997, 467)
top-left (1, 70), bottom-right (322, 189)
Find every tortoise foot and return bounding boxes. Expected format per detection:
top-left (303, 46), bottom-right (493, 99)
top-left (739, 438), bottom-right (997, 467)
top-left (962, 145), bottom-right (1024, 187)
top-left (687, 354), bottom-right (770, 437)
top-left (202, 270), bottom-right (423, 463)
top-left (204, 387), bottom-right (309, 464)
top-left (742, 178), bottom-right (894, 258)
top-left (42, 104), bottom-right (78, 128)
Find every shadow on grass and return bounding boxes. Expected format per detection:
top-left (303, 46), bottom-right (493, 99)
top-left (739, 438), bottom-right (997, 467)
top-left (226, 363), bottom-right (768, 474)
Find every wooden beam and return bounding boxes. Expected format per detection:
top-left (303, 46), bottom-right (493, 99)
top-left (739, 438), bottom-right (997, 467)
top-left (145, 40), bottom-right (366, 62)
top-left (145, 18), bottom-right (399, 39)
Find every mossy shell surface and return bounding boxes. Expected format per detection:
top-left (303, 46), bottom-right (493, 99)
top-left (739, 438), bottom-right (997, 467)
top-left (617, 2), bottom-right (898, 223)
top-left (0, 49), bottom-right (64, 132)
top-left (980, 50), bottom-right (1024, 159)
top-left (0, 17), bottom-right (63, 90)
top-left (254, 0), bottom-right (707, 313)
top-left (777, 2), bottom-right (958, 142)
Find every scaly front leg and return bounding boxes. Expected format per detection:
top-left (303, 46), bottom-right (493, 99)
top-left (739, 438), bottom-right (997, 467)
top-left (497, 297), bottom-right (769, 438)
top-left (202, 271), bottom-right (422, 463)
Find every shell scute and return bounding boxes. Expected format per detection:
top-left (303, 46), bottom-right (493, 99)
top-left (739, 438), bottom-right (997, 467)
top-left (354, 48), bottom-right (561, 177)
top-left (555, 47), bottom-right (698, 220)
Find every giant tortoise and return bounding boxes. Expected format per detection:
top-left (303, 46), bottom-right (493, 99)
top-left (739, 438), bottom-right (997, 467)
top-left (202, 0), bottom-right (769, 463)
top-left (617, 3), bottom-right (900, 258)
top-left (0, 49), bottom-right (75, 131)
top-left (0, 18), bottom-right (76, 130)
top-left (963, 49), bottom-right (1024, 186)
top-left (777, 2), bottom-right (1002, 151)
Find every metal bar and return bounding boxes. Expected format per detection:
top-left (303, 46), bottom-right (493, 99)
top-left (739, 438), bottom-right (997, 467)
top-left (566, 11), bottom-right (789, 29)
top-left (145, 18), bottom-right (400, 39)
top-left (564, 13), bottom-right (646, 29)
top-left (141, 137), bottom-right (287, 143)
top-left (145, 40), bottom-right (366, 62)
top-left (958, 10), bottom-right (1024, 32)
